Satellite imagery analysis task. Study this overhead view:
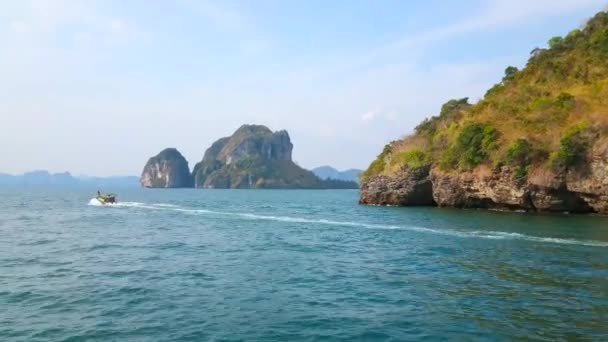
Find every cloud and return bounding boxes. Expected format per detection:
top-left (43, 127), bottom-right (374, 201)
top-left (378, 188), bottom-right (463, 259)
top-left (239, 38), bottom-right (269, 56)
top-left (5, 0), bottom-right (94, 35)
top-left (108, 18), bottom-right (124, 32)
top-left (3, 1), bottom-right (138, 40)
top-left (360, 107), bottom-right (404, 124)
top-left (9, 20), bottom-right (30, 33)
top-left (418, 0), bottom-right (606, 41)
top-left (319, 0), bottom-right (607, 76)
top-left (178, 1), bottom-right (268, 56)
top-left (183, 0), bottom-right (245, 32)
top-left (360, 109), bottom-right (378, 122)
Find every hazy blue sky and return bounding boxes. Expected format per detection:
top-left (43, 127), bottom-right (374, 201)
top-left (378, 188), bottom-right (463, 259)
top-left (1, 0), bottom-right (606, 176)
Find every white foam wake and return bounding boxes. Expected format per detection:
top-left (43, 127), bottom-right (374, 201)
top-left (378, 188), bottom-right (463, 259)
top-left (88, 198), bottom-right (103, 206)
top-left (154, 203), bottom-right (179, 208)
top-left (87, 199), bottom-right (149, 208)
top-left (88, 200), bottom-right (608, 248)
top-left (87, 198), bottom-right (121, 207)
top-left (232, 214), bottom-right (608, 247)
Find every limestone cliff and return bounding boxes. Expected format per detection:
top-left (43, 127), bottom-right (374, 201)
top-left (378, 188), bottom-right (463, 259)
top-left (359, 165), bottom-right (434, 206)
top-left (361, 149), bottom-right (608, 214)
top-left (192, 125), bottom-right (357, 189)
top-left (140, 148), bottom-right (193, 188)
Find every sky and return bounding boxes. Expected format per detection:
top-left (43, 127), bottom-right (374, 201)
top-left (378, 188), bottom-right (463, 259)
top-left (1, 0), bottom-right (607, 176)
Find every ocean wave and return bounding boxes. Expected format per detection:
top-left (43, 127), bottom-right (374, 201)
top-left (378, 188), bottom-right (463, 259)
top-left (89, 200), bottom-right (608, 247)
top-left (153, 203), bottom-right (180, 208)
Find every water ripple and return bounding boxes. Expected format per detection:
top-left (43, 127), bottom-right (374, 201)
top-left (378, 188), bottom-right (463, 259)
top-left (0, 188), bottom-right (606, 340)
top-left (106, 200), bottom-right (608, 248)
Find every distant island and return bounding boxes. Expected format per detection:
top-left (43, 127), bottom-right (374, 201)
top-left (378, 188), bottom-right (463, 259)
top-left (140, 148), bottom-right (194, 188)
top-left (140, 125), bottom-right (359, 189)
top-left (0, 170), bottom-right (139, 187)
top-left (312, 166), bottom-right (362, 183)
top-left (360, 10), bottom-right (608, 214)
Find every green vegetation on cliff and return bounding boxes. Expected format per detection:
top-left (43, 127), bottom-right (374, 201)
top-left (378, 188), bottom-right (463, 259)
top-left (362, 11), bottom-right (608, 182)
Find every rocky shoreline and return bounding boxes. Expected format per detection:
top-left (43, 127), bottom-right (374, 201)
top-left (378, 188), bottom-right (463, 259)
top-left (360, 146), bottom-right (608, 214)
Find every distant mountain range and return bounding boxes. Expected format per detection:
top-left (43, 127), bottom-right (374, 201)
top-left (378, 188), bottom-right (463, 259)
top-left (0, 170), bottom-right (139, 187)
top-left (1, 166), bottom-right (361, 188)
top-left (312, 166), bottom-right (362, 183)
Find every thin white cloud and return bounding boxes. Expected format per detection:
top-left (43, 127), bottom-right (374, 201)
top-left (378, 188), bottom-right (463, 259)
top-left (7, 0), bottom-right (93, 34)
top-left (416, 0), bottom-right (606, 43)
top-left (359, 107), bottom-right (408, 125)
top-left (239, 38), bottom-right (269, 56)
top-left (182, 0), bottom-right (245, 32)
top-left (318, 0), bottom-right (607, 76)
top-left (9, 20), bottom-right (29, 33)
top-left (108, 18), bottom-right (124, 32)
top-left (360, 109), bottom-right (378, 122)
top-left (179, 1), bottom-right (269, 55)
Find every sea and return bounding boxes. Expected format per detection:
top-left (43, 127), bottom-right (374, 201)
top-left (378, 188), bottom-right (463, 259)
top-left (1, 187), bottom-right (608, 341)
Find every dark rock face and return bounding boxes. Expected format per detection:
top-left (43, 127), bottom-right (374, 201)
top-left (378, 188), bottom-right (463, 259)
top-left (360, 149), bottom-right (608, 214)
top-left (191, 137), bottom-right (230, 184)
top-left (192, 125), bottom-right (356, 189)
top-left (140, 148), bottom-right (193, 188)
top-left (429, 167), bottom-right (595, 213)
top-left (359, 165), bottom-right (435, 206)
top-left (565, 146), bottom-right (608, 213)
top-left (430, 167), bottom-right (530, 210)
top-left (218, 125), bottom-right (293, 165)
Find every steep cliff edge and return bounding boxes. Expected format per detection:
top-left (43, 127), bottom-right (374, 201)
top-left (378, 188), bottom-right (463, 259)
top-left (360, 11), bottom-right (608, 214)
top-left (359, 165), bottom-right (434, 206)
top-left (140, 148), bottom-right (193, 188)
top-left (193, 125), bottom-right (358, 189)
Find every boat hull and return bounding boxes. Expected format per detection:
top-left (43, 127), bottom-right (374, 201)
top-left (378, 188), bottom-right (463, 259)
top-left (97, 196), bottom-right (116, 204)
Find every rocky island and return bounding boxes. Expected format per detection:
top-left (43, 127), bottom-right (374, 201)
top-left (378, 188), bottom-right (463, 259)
top-left (140, 125), bottom-right (358, 189)
top-left (360, 11), bottom-right (608, 214)
top-left (192, 125), bottom-right (357, 189)
top-left (140, 148), bottom-right (193, 188)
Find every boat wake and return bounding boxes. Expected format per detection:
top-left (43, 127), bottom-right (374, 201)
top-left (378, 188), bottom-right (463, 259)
top-left (88, 200), bottom-right (608, 248)
top-left (87, 198), bottom-right (148, 208)
top-left (88, 198), bottom-right (106, 206)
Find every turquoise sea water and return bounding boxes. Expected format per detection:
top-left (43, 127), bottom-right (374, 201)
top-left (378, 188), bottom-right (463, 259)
top-left (1, 187), bottom-right (608, 341)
